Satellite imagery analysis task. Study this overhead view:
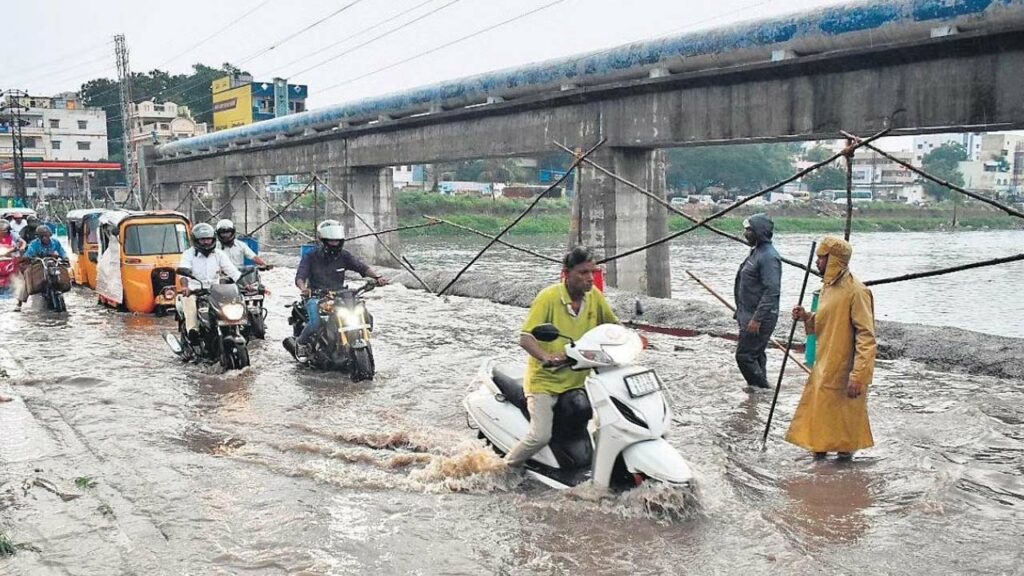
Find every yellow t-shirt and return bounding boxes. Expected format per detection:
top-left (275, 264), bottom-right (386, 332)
top-left (521, 283), bottom-right (619, 395)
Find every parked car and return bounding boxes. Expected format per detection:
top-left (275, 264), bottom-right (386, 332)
top-left (669, 196), bottom-right (688, 208)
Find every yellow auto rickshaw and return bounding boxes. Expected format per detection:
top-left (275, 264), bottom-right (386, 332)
top-left (66, 208), bottom-right (109, 289)
top-left (96, 210), bottom-right (192, 315)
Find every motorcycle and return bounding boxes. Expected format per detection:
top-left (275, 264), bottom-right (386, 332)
top-left (284, 278), bottom-right (377, 381)
top-left (464, 318), bottom-right (696, 491)
top-left (237, 266), bottom-right (269, 340)
top-left (163, 269), bottom-right (256, 370)
top-left (0, 245), bottom-right (18, 293)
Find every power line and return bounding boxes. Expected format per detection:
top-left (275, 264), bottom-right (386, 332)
top-left (154, 0), bottom-right (274, 69)
top-left (9, 51), bottom-right (113, 88)
top-left (313, 0), bottom-right (570, 97)
top-left (286, 0), bottom-right (463, 80)
top-left (100, 0), bottom-right (369, 122)
top-left (1, 40), bottom-right (112, 81)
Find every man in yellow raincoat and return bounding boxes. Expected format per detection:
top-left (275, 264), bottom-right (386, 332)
top-left (786, 237), bottom-right (876, 460)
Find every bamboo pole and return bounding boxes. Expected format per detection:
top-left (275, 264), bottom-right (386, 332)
top-left (685, 270), bottom-right (811, 375)
top-left (599, 128), bottom-right (890, 265)
top-left (437, 138), bottom-right (606, 296)
top-left (553, 141), bottom-right (821, 277)
top-left (246, 179), bottom-right (315, 236)
top-left (844, 139), bottom-right (854, 241)
top-left (865, 253), bottom-right (1024, 287)
top-left (841, 130), bottom-right (1024, 220)
top-left (346, 220), bottom-right (442, 241)
top-left (424, 215), bottom-right (560, 263)
top-left (762, 241), bottom-right (817, 449)
top-left (242, 179), bottom-right (315, 240)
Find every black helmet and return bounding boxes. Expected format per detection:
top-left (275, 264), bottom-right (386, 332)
top-left (192, 222), bottom-right (217, 256)
top-left (316, 220), bottom-right (345, 256)
top-left (215, 219), bottom-right (236, 245)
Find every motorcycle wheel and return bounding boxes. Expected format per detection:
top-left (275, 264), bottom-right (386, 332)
top-left (219, 341), bottom-right (235, 370)
top-left (351, 347), bottom-right (375, 382)
top-left (249, 311), bottom-right (266, 340)
top-left (233, 344), bottom-right (250, 369)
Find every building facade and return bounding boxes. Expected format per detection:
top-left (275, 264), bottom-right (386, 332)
top-left (211, 74), bottom-right (308, 131)
top-left (913, 133), bottom-right (984, 164)
top-left (130, 101), bottom-right (207, 145)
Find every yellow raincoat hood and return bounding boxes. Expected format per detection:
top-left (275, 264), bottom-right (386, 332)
top-left (818, 236), bottom-right (852, 285)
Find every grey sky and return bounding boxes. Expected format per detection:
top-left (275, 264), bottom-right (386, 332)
top-left (4, 0), bottom-right (850, 106)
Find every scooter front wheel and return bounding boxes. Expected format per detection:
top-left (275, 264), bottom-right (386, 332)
top-left (351, 347), bottom-right (374, 382)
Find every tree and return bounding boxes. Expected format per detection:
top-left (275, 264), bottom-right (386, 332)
top-left (803, 164), bottom-right (847, 193)
top-left (804, 145), bottom-right (833, 163)
top-left (921, 143), bottom-right (968, 201)
top-left (666, 143), bottom-right (795, 195)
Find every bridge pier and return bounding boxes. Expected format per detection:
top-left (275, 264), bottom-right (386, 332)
top-left (575, 148), bottom-right (671, 297)
top-left (214, 176), bottom-right (270, 244)
top-left (323, 166), bottom-right (400, 267)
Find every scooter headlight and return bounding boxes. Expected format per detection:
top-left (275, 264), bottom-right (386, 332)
top-left (579, 349), bottom-right (614, 365)
top-left (336, 303), bottom-right (365, 328)
top-left (222, 303), bottom-right (245, 322)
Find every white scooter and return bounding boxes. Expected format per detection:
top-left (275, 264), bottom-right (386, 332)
top-left (464, 319), bottom-right (695, 490)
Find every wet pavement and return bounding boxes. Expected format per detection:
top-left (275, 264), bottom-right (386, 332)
top-left (1, 261), bottom-right (1022, 575)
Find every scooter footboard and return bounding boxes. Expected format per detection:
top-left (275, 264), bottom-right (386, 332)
top-left (622, 439), bottom-right (694, 485)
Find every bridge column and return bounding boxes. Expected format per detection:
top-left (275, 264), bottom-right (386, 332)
top-left (157, 183), bottom-right (185, 213)
top-left (217, 177), bottom-right (269, 244)
top-left (575, 148), bottom-right (671, 297)
top-left (323, 166), bottom-right (400, 267)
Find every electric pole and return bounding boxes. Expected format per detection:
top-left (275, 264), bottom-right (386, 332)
top-left (114, 34), bottom-right (139, 209)
top-left (1, 89), bottom-right (29, 203)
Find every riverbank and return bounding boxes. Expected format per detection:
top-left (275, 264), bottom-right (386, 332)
top-left (382, 267), bottom-right (1024, 381)
top-left (269, 192), bottom-right (1024, 240)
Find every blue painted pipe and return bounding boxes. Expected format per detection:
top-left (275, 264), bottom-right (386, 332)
top-left (159, 0), bottom-right (1024, 158)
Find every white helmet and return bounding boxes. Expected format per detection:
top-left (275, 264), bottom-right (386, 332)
top-left (316, 220), bottom-right (345, 254)
top-left (191, 222), bottom-right (217, 255)
top-left (215, 219), bottom-right (236, 244)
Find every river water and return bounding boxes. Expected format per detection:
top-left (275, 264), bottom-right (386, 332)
top-left (0, 230), bottom-right (1022, 575)
top-left (404, 229), bottom-right (1024, 338)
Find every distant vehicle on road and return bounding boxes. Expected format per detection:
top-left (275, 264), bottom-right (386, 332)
top-left (669, 197), bottom-right (688, 208)
top-left (832, 190), bottom-right (874, 204)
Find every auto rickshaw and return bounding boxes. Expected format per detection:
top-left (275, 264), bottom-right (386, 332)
top-left (66, 208), bottom-right (109, 289)
top-left (96, 210), bottom-right (191, 315)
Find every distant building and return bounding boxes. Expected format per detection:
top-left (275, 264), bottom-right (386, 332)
top-left (211, 74), bottom-right (308, 131)
top-left (1, 91), bottom-right (115, 199)
top-left (850, 149), bottom-right (919, 200)
top-left (392, 165), bottom-right (427, 188)
top-left (913, 133), bottom-right (983, 164)
top-left (957, 133), bottom-right (1024, 197)
top-left (130, 100), bottom-right (207, 145)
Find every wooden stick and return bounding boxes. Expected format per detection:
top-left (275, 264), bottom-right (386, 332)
top-left (762, 241), bottom-right (817, 449)
top-left (684, 270), bottom-right (811, 375)
top-left (599, 128), bottom-right (890, 265)
top-left (844, 140), bottom-right (854, 241)
top-left (437, 138), bottom-right (606, 296)
top-left (346, 220), bottom-right (442, 240)
top-left (865, 252), bottom-right (1024, 286)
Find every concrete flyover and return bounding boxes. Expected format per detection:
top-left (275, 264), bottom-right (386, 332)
top-left (150, 0), bottom-right (1024, 295)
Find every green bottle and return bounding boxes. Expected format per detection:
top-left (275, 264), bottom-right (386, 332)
top-left (805, 289), bottom-right (820, 367)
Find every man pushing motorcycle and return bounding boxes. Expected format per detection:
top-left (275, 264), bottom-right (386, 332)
top-left (284, 220), bottom-right (388, 359)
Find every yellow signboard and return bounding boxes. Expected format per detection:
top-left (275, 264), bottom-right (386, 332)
top-left (212, 85), bottom-right (252, 131)
top-left (211, 76), bottom-right (233, 95)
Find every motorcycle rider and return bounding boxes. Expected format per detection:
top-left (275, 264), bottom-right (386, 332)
top-left (215, 219), bottom-right (268, 269)
top-left (0, 220), bottom-right (25, 251)
top-left (16, 225), bottom-right (69, 312)
top-left (7, 213), bottom-right (28, 237)
top-left (504, 246), bottom-right (619, 468)
top-left (285, 220), bottom-right (389, 358)
top-left (19, 216), bottom-right (42, 244)
top-left (177, 223), bottom-right (241, 340)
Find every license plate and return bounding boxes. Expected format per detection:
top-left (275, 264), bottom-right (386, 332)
top-left (246, 295), bottom-right (264, 301)
top-left (624, 370), bottom-right (661, 398)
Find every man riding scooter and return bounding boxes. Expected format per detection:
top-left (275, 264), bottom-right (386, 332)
top-left (504, 246), bottom-right (619, 468)
top-left (177, 223), bottom-right (241, 342)
top-left (16, 225), bottom-right (69, 312)
top-left (283, 220), bottom-right (388, 360)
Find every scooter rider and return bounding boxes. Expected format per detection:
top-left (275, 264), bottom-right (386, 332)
top-left (0, 220), bottom-right (25, 251)
top-left (177, 223), bottom-right (241, 339)
top-left (215, 219), bottom-right (268, 269)
top-left (286, 220), bottom-right (388, 357)
top-left (504, 246), bottom-right (619, 468)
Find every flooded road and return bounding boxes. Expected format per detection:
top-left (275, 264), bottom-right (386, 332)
top-left (1, 258), bottom-right (1022, 575)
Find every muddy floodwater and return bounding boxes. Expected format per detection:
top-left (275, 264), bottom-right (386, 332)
top-left (1, 232), bottom-right (1023, 575)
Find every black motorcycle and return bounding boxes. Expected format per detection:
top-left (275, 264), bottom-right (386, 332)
top-left (237, 266), bottom-right (269, 340)
top-left (35, 256), bottom-right (71, 312)
top-left (285, 278), bottom-right (377, 381)
top-left (164, 269), bottom-right (256, 370)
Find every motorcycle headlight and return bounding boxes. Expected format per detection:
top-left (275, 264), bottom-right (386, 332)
top-left (222, 303), bottom-right (245, 321)
top-left (336, 303), bottom-right (365, 327)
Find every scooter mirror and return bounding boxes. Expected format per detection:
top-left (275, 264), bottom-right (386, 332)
top-left (530, 323), bottom-right (562, 342)
top-left (634, 299), bottom-right (645, 317)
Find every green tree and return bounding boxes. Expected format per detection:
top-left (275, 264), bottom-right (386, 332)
top-left (804, 145), bottom-right (833, 163)
top-left (666, 143), bottom-right (795, 195)
top-left (921, 143), bottom-right (968, 201)
top-left (803, 164), bottom-right (847, 193)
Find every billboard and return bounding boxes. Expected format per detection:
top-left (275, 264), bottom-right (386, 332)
top-left (212, 85), bottom-right (252, 131)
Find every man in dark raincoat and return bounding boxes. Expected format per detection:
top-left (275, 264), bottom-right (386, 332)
top-left (733, 213), bottom-right (782, 389)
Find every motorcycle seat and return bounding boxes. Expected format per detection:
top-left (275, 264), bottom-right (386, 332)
top-left (491, 366), bottom-right (529, 419)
